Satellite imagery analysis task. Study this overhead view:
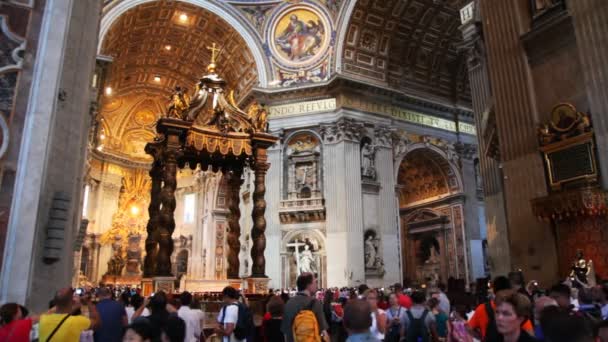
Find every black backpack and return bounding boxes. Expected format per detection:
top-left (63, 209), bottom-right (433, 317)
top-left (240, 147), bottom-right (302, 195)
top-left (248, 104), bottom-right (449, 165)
top-left (484, 302), bottom-right (502, 342)
top-left (222, 302), bottom-right (254, 340)
top-left (406, 309), bottom-right (430, 342)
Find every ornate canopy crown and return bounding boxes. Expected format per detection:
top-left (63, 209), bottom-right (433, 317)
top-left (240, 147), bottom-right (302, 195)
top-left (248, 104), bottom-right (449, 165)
top-left (146, 43), bottom-right (277, 169)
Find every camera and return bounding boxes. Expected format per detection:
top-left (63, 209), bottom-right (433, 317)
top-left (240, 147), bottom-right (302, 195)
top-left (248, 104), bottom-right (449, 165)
top-left (75, 288), bottom-right (83, 295)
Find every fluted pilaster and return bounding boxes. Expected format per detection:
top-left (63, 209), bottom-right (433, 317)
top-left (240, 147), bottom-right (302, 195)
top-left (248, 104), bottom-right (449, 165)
top-left (569, 0), bottom-right (608, 189)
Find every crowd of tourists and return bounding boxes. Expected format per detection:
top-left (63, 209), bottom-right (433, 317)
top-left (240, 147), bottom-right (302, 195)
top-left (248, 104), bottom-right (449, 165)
top-left (1, 272), bottom-right (608, 341)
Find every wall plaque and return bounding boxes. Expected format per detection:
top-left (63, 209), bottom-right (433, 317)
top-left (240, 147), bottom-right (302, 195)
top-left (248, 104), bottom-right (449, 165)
top-left (538, 103), bottom-right (597, 190)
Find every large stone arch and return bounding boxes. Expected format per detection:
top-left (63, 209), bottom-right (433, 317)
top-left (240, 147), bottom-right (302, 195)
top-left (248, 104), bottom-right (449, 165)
top-left (99, 0), bottom-right (269, 87)
top-left (394, 143), bottom-right (463, 198)
top-left (396, 145), bottom-right (468, 285)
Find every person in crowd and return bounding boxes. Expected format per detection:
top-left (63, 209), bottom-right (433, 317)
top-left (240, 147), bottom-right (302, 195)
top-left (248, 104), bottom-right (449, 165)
top-left (429, 297), bottom-right (448, 340)
top-left (334, 297), bottom-right (348, 341)
top-left (0, 303), bottom-right (37, 342)
top-left (435, 283), bottom-right (451, 314)
top-left (323, 289), bottom-right (335, 336)
top-left (343, 299), bottom-right (379, 342)
top-left (532, 296), bottom-right (557, 341)
top-left (577, 288), bottom-right (603, 321)
top-left (602, 285), bottom-right (608, 320)
top-left (377, 291), bottom-right (389, 311)
top-left (540, 305), bottom-right (594, 342)
top-left (189, 297), bottom-right (205, 340)
top-left (596, 320), bottom-right (608, 342)
top-left (162, 315), bottom-right (186, 342)
top-left (494, 290), bottom-right (537, 342)
top-left (549, 283), bottom-right (574, 311)
top-left (468, 276), bottom-right (534, 341)
top-left (132, 291), bottom-right (182, 341)
top-left (39, 287), bottom-right (100, 342)
top-left (215, 286), bottom-right (243, 342)
top-left (364, 289), bottom-right (386, 340)
top-left (177, 291), bottom-right (202, 342)
top-left (591, 285), bottom-right (608, 321)
top-left (385, 293), bottom-right (406, 342)
top-left (129, 295), bottom-right (149, 323)
top-left (403, 290), bottom-right (437, 341)
top-left (263, 295), bottom-right (284, 342)
top-left (448, 304), bottom-right (473, 342)
top-left (123, 320), bottom-right (154, 342)
top-left (94, 287), bottom-right (128, 342)
top-left (393, 283), bottom-right (413, 309)
top-left (281, 272), bottom-right (329, 342)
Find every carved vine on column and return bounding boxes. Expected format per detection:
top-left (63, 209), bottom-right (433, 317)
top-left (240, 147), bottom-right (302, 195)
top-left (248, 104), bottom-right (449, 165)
top-left (157, 149), bottom-right (178, 276)
top-left (226, 169), bottom-right (243, 279)
top-left (251, 148), bottom-right (270, 277)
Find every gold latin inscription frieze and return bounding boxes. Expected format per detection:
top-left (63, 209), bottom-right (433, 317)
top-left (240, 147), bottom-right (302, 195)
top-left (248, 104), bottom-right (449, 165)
top-left (267, 97), bottom-right (476, 135)
top-left (268, 98), bottom-right (337, 117)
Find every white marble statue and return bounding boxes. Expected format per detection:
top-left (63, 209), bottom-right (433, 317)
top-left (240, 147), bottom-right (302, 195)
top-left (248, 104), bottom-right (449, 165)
top-left (297, 244), bottom-right (316, 274)
top-left (426, 245), bottom-right (440, 264)
top-left (361, 143), bottom-right (377, 179)
top-left (364, 235), bottom-right (377, 268)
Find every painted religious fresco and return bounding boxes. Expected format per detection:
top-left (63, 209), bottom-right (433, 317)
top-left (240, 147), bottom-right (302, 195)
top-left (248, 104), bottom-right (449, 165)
top-left (271, 7), bottom-right (328, 64)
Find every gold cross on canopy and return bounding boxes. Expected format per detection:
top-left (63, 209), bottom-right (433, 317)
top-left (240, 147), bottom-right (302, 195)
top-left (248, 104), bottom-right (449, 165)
top-left (206, 43), bottom-right (220, 64)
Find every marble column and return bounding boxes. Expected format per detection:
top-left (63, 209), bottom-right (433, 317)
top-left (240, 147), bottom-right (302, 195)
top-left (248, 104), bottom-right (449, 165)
top-left (321, 118), bottom-right (366, 286)
top-left (569, 0), bottom-right (608, 189)
top-left (226, 169), bottom-right (243, 279)
top-left (374, 127), bottom-right (400, 286)
top-left (0, 0), bottom-right (102, 308)
top-left (189, 172), bottom-right (208, 280)
top-left (264, 145), bottom-right (282, 288)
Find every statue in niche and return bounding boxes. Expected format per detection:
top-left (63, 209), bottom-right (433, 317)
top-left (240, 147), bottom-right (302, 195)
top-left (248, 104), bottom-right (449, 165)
top-left (570, 250), bottom-right (596, 288)
top-left (289, 238), bottom-right (318, 275)
top-left (298, 244), bottom-right (317, 274)
top-left (421, 236), bottom-right (441, 265)
top-left (364, 235), bottom-right (377, 268)
top-left (364, 230), bottom-right (384, 275)
top-left (296, 164), bottom-right (314, 188)
top-left (361, 141), bottom-right (377, 179)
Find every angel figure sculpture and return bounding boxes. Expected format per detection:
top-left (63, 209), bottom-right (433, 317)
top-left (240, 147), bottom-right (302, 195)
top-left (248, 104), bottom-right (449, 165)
top-left (167, 86), bottom-right (190, 119)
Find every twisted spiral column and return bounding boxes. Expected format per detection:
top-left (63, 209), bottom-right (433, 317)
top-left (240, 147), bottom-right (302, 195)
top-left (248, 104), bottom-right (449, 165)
top-left (156, 149), bottom-right (178, 276)
top-left (251, 148), bottom-right (270, 278)
top-left (226, 169), bottom-right (243, 279)
top-left (144, 160), bottom-right (162, 277)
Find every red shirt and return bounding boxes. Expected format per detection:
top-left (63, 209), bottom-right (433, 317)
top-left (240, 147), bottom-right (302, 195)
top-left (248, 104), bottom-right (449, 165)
top-left (0, 319), bottom-right (32, 342)
top-left (397, 293), bottom-right (413, 309)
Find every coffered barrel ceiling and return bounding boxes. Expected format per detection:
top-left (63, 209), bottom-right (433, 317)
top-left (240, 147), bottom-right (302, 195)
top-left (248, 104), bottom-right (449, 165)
top-left (341, 0), bottom-right (471, 105)
top-left (98, 0), bottom-right (258, 162)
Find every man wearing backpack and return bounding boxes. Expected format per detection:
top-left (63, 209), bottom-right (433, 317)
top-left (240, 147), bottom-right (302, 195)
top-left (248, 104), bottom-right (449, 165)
top-left (216, 286), bottom-right (254, 342)
top-left (281, 272), bottom-right (329, 342)
top-left (403, 291), bottom-right (437, 342)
